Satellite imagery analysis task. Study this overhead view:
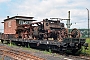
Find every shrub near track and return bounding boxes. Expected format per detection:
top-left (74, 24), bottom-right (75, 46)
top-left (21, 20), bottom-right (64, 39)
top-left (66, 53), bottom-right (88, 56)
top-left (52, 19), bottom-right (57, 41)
top-left (86, 38), bottom-right (90, 55)
top-left (82, 38), bottom-right (90, 55)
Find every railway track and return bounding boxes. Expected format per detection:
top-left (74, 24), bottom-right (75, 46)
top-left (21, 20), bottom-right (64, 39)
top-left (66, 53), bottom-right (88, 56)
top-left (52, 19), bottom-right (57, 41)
top-left (0, 45), bottom-right (45, 60)
top-left (0, 43), bottom-right (90, 60)
top-left (63, 54), bottom-right (90, 60)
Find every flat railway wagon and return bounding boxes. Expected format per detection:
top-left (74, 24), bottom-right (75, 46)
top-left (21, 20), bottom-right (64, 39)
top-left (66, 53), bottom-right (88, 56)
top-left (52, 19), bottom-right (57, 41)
top-left (0, 16), bottom-right (87, 54)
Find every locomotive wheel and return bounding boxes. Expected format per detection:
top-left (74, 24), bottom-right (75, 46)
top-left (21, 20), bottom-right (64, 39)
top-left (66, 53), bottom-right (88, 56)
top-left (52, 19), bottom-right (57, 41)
top-left (71, 28), bottom-right (81, 38)
top-left (61, 28), bottom-right (68, 38)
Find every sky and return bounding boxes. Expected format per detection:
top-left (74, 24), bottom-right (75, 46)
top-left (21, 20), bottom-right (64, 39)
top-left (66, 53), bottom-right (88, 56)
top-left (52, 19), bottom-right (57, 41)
top-left (0, 0), bottom-right (90, 32)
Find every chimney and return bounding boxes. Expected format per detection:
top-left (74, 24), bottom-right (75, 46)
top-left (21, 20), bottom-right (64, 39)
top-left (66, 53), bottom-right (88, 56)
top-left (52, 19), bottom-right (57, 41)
top-left (7, 16), bottom-right (9, 19)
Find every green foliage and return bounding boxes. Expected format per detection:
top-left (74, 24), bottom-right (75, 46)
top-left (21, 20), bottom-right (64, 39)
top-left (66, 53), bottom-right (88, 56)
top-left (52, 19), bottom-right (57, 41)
top-left (28, 43), bottom-right (30, 48)
top-left (43, 50), bottom-right (52, 54)
top-left (81, 38), bottom-right (90, 55)
top-left (49, 49), bottom-right (52, 53)
top-left (86, 38), bottom-right (90, 43)
top-left (7, 42), bottom-right (16, 47)
top-left (85, 38), bottom-right (90, 55)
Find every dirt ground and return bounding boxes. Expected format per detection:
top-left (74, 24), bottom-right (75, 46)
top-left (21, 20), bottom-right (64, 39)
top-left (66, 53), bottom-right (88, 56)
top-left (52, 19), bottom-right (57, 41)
top-left (0, 43), bottom-right (87, 60)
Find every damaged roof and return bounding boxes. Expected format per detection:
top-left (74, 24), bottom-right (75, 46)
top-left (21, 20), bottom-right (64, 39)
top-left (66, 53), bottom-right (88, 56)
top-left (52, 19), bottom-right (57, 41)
top-left (4, 16), bottom-right (35, 21)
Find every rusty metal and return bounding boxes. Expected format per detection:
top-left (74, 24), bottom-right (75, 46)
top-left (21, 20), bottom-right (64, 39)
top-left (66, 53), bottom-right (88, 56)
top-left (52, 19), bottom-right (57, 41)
top-left (0, 46), bottom-right (45, 60)
top-left (71, 28), bottom-right (81, 38)
top-left (1, 15), bottom-right (82, 40)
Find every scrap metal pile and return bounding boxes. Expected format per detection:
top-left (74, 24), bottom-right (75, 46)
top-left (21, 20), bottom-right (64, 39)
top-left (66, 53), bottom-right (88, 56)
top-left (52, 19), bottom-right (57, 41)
top-left (15, 19), bottom-right (81, 40)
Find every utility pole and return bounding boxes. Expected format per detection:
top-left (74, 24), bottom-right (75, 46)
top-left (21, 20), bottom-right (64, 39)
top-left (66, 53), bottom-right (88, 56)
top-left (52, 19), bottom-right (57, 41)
top-left (67, 11), bottom-right (70, 29)
top-left (62, 11), bottom-right (72, 33)
top-left (67, 11), bottom-right (71, 33)
top-left (50, 11), bottom-right (71, 37)
top-left (86, 8), bottom-right (89, 38)
top-left (50, 11), bottom-right (71, 31)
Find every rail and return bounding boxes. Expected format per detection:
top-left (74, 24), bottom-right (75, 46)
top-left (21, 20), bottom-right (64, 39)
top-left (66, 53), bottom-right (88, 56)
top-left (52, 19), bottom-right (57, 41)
top-left (0, 45), bottom-right (45, 60)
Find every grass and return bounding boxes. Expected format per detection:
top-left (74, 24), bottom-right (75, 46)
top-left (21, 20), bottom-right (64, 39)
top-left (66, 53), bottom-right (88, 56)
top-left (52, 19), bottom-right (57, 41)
top-left (7, 42), bottom-right (52, 54)
top-left (85, 38), bottom-right (90, 55)
top-left (81, 38), bottom-right (90, 55)
top-left (43, 49), bottom-right (52, 54)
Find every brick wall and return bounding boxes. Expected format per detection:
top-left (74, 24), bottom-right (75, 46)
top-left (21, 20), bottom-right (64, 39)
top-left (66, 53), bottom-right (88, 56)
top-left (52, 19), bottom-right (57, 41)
top-left (4, 19), bottom-right (16, 34)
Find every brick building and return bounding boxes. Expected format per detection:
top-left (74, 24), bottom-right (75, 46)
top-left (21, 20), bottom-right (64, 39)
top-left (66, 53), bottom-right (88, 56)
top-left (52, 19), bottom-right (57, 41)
top-left (3, 16), bottom-right (36, 35)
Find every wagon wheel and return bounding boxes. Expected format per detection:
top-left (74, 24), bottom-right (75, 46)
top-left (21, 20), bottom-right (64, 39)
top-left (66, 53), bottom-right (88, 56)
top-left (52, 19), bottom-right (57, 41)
top-left (57, 28), bottom-right (68, 41)
top-left (71, 28), bottom-right (81, 38)
top-left (61, 28), bottom-right (68, 38)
